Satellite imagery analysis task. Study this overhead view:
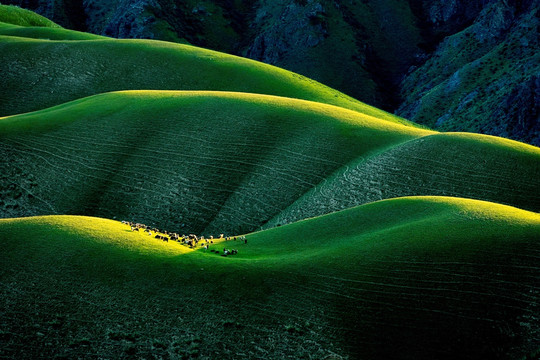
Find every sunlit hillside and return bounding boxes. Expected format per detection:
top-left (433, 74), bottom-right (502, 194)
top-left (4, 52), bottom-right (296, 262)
top-left (1, 6), bottom-right (539, 360)
top-left (0, 17), bottom-right (410, 127)
top-left (1, 196), bottom-right (539, 359)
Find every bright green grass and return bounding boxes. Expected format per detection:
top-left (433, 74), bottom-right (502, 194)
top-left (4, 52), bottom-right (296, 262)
top-left (1, 196), bottom-right (539, 359)
top-left (0, 21), bottom-right (106, 40)
top-left (0, 4), bottom-right (61, 28)
top-left (0, 90), bottom-right (430, 235)
top-left (0, 32), bottom-right (415, 126)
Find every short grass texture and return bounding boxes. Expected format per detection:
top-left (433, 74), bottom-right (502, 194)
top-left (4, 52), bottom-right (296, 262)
top-left (1, 90), bottom-right (538, 235)
top-left (0, 90), bottom-right (430, 235)
top-left (1, 6), bottom-right (539, 360)
top-left (0, 4), bottom-right (60, 28)
top-left (1, 196), bottom-right (539, 359)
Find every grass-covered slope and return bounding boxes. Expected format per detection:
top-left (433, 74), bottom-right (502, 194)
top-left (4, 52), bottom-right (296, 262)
top-left (0, 21), bottom-right (106, 40)
top-left (1, 90), bottom-right (538, 235)
top-left (0, 4), bottom-right (60, 28)
top-left (0, 90), bottom-right (430, 235)
top-left (0, 30), bottom-right (411, 126)
top-left (268, 132), bottom-right (540, 227)
top-left (1, 196), bottom-right (539, 359)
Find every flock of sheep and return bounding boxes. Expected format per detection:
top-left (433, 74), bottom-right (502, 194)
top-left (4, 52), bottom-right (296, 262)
top-left (121, 221), bottom-right (247, 256)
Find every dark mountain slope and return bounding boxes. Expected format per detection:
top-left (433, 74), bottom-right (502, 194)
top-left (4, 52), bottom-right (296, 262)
top-left (397, 0), bottom-right (539, 146)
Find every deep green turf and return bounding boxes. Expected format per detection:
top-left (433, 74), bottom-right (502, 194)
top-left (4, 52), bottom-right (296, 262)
top-left (0, 90), bottom-right (430, 235)
top-left (0, 30), bottom-right (413, 127)
top-left (1, 196), bottom-right (539, 359)
top-left (0, 4), bottom-right (60, 28)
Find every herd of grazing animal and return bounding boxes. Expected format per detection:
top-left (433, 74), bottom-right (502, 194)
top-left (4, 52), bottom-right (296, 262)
top-left (121, 221), bottom-right (247, 256)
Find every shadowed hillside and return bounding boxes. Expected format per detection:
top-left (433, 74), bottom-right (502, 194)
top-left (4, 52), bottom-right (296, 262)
top-left (0, 90), bottom-right (430, 234)
top-left (268, 132), bottom-right (540, 227)
top-left (1, 91), bottom-right (539, 235)
top-left (1, 197), bottom-right (539, 359)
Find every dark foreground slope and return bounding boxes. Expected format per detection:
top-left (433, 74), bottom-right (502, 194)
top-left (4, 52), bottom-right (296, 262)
top-left (1, 197), bottom-right (539, 359)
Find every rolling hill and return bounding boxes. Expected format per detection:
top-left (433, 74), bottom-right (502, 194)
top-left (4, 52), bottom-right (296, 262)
top-left (4, 1), bottom-right (538, 145)
top-left (1, 6), bottom-right (539, 360)
top-left (268, 132), bottom-right (540, 227)
top-left (0, 3), bottom-right (60, 28)
top-left (1, 90), bottom-right (538, 235)
top-left (1, 196), bottom-right (539, 359)
top-left (0, 17), bottom-right (410, 127)
top-left (0, 90), bottom-right (430, 235)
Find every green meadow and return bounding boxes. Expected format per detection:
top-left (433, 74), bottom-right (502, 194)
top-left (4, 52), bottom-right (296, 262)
top-left (1, 197), bottom-right (539, 359)
top-left (0, 5), bottom-right (539, 359)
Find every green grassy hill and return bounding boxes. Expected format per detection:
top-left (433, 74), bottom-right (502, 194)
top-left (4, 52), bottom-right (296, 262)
top-left (0, 90), bottom-right (430, 235)
top-left (0, 4), bottom-right (60, 28)
top-left (0, 27), bottom-right (410, 126)
top-left (0, 21), bottom-right (106, 40)
top-left (1, 90), bottom-right (538, 235)
top-left (1, 196), bottom-right (539, 359)
top-left (1, 7), bottom-right (539, 359)
top-left (1, 91), bottom-right (539, 235)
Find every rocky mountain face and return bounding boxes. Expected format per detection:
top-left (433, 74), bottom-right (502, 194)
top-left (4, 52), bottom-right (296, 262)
top-left (4, 0), bottom-right (539, 145)
top-left (399, 0), bottom-right (539, 145)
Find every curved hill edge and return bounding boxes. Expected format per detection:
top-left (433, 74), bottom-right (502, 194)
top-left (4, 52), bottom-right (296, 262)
top-left (1, 196), bottom-right (539, 261)
top-left (0, 21), bottom-right (106, 40)
top-left (2, 200), bottom-right (538, 359)
top-left (266, 131), bottom-right (540, 228)
top-left (0, 90), bottom-right (430, 234)
top-left (0, 4), bottom-right (61, 28)
top-left (0, 33), bottom-right (417, 126)
top-left (0, 90), bottom-right (433, 137)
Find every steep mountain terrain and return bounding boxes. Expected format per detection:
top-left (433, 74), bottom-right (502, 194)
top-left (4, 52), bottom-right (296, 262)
top-left (3, 0), bottom-right (539, 144)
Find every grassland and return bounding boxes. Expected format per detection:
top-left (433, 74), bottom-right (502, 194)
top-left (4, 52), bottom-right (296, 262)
top-left (1, 90), bottom-right (539, 236)
top-left (1, 6), bottom-right (539, 359)
top-left (0, 21), bottom-right (106, 40)
top-left (268, 132), bottom-right (540, 227)
top-left (0, 4), bottom-right (60, 28)
top-left (1, 196), bottom-right (539, 359)
top-left (0, 90), bottom-right (431, 235)
top-left (0, 26), bottom-right (412, 127)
